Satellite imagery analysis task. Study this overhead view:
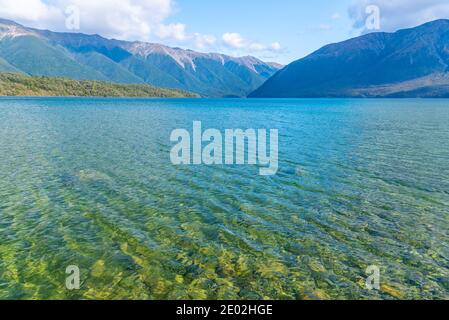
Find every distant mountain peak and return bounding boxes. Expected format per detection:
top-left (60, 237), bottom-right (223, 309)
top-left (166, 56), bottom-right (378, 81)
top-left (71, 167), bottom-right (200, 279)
top-left (250, 19), bottom-right (449, 98)
top-left (124, 42), bottom-right (201, 71)
top-left (0, 19), bottom-right (35, 39)
top-left (0, 18), bottom-right (23, 27)
top-left (413, 18), bottom-right (449, 29)
top-left (266, 62), bottom-right (284, 69)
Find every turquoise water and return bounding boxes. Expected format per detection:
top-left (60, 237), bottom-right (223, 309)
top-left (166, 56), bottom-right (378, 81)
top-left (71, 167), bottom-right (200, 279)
top-left (0, 97), bottom-right (448, 300)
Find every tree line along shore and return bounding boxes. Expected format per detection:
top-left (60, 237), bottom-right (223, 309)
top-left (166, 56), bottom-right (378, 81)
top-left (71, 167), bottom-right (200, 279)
top-left (0, 73), bottom-right (198, 98)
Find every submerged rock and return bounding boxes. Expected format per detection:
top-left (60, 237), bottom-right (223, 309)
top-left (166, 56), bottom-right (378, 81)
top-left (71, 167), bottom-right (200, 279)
top-left (91, 260), bottom-right (106, 278)
top-left (78, 169), bottom-right (112, 183)
top-left (381, 283), bottom-right (405, 299)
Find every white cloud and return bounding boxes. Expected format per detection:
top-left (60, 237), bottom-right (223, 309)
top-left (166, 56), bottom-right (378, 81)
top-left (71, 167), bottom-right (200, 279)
top-left (349, 0), bottom-right (449, 33)
top-left (0, 0), bottom-right (173, 40)
top-left (0, 0), bottom-right (172, 40)
top-left (222, 32), bottom-right (282, 53)
top-left (0, 0), bottom-right (61, 27)
top-left (270, 42), bottom-right (282, 51)
top-left (155, 24), bottom-right (216, 50)
top-left (222, 32), bottom-right (246, 49)
top-left (193, 33), bottom-right (216, 50)
top-left (0, 0), bottom-right (279, 56)
top-left (0, 0), bottom-right (218, 50)
top-left (156, 23), bottom-right (188, 41)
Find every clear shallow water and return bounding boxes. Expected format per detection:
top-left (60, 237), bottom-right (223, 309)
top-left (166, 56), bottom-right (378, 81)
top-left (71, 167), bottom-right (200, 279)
top-left (0, 97), bottom-right (448, 300)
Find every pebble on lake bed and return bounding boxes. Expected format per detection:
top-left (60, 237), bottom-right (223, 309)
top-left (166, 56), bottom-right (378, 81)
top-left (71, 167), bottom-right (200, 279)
top-left (78, 169), bottom-right (112, 182)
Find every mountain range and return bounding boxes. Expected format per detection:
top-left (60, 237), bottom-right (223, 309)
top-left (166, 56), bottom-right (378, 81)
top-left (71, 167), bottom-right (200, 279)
top-left (0, 18), bottom-right (281, 97)
top-left (2, 18), bottom-right (449, 99)
top-left (250, 19), bottom-right (449, 98)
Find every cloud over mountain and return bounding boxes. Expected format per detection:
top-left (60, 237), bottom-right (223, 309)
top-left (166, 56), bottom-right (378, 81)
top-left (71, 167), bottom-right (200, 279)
top-left (0, 0), bottom-right (172, 39)
top-left (349, 0), bottom-right (449, 32)
top-left (222, 32), bottom-right (282, 53)
top-left (0, 0), bottom-right (218, 49)
top-left (0, 0), bottom-right (283, 58)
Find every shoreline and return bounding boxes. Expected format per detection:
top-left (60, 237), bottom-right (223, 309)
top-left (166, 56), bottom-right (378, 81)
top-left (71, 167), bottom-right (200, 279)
top-left (0, 73), bottom-right (199, 98)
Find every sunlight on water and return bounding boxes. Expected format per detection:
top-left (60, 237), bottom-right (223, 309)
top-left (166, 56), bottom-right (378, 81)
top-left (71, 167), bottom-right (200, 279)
top-left (0, 98), bottom-right (448, 300)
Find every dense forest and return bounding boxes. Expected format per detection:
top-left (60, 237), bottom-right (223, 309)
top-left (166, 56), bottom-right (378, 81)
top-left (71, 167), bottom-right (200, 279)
top-left (0, 73), bottom-right (198, 98)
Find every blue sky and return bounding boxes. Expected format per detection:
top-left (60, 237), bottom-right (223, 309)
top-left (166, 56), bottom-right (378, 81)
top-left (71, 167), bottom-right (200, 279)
top-left (1, 0), bottom-right (449, 64)
top-left (166, 0), bottom-right (355, 63)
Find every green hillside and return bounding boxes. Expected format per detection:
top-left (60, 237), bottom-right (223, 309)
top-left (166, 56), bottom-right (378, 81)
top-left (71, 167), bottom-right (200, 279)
top-left (74, 51), bottom-right (145, 84)
top-left (0, 36), bottom-right (107, 80)
top-left (0, 73), bottom-right (198, 97)
top-left (0, 19), bottom-right (281, 97)
top-left (0, 56), bottom-right (22, 73)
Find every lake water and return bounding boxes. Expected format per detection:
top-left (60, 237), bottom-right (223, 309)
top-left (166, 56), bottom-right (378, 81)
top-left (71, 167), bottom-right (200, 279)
top-left (0, 97), bottom-right (448, 300)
